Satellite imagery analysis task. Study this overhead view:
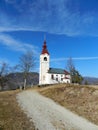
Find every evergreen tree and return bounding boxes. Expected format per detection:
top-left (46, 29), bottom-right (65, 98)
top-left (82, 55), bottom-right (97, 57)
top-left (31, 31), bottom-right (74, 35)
top-left (66, 57), bottom-right (83, 84)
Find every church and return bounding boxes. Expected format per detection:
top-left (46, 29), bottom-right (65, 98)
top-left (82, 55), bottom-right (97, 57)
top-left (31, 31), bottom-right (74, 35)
top-left (39, 40), bottom-right (71, 85)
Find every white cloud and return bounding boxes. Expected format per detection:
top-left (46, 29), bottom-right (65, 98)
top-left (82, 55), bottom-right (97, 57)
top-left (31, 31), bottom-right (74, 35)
top-left (51, 57), bottom-right (98, 62)
top-left (73, 57), bottom-right (98, 60)
top-left (0, 0), bottom-right (98, 36)
top-left (0, 33), bottom-right (39, 55)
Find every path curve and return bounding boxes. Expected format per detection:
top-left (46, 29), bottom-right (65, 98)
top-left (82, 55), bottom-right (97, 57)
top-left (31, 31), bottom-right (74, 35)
top-left (17, 90), bottom-right (98, 130)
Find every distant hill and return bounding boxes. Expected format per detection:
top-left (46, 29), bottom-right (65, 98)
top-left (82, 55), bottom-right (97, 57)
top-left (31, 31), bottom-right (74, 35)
top-left (83, 77), bottom-right (98, 85)
top-left (4, 72), bottom-right (39, 90)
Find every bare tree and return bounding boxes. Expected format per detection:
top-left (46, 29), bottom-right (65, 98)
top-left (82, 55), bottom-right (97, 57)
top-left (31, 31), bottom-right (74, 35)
top-left (66, 57), bottom-right (75, 83)
top-left (0, 62), bottom-right (9, 90)
top-left (66, 57), bottom-right (83, 84)
top-left (66, 57), bottom-right (74, 69)
top-left (19, 50), bottom-right (36, 89)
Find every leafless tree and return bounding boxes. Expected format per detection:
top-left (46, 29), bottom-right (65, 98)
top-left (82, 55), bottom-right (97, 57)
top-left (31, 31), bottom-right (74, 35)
top-left (0, 62), bottom-right (9, 90)
top-left (19, 50), bottom-right (36, 89)
top-left (66, 57), bottom-right (75, 72)
top-left (66, 57), bottom-right (75, 83)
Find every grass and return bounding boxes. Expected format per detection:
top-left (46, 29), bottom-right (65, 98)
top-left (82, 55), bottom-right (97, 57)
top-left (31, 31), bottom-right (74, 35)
top-left (0, 90), bottom-right (35, 130)
top-left (39, 84), bottom-right (98, 125)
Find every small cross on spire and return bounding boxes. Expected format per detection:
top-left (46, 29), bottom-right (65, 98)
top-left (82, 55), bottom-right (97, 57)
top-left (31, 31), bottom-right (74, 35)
top-left (44, 34), bottom-right (46, 41)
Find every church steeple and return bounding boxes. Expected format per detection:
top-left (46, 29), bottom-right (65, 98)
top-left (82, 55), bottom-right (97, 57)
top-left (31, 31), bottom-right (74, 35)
top-left (41, 40), bottom-right (49, 55)
top-left (39, 38), bottom-right (50, 85)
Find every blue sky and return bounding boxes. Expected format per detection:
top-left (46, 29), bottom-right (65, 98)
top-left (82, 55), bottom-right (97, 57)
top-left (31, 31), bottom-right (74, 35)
top-left (0, 0), bottom-right (98, 77)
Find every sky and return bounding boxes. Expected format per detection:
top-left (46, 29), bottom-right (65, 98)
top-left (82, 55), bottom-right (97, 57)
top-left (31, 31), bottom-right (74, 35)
top-left (0, 0), bottom-right (98, 77)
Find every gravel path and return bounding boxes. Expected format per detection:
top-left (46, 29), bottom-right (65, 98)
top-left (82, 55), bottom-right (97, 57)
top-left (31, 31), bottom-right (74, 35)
top-left (17, 90), bottom-right (98, 130)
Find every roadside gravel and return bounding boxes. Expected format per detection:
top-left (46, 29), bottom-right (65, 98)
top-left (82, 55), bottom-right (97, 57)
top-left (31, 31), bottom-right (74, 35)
top-left (17, 90), bottom-right (98, 130)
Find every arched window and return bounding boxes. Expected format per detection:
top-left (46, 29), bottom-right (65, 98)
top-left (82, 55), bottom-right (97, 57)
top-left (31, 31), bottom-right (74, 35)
top-left (51, 74), bottom-right (54, 80)
top-left (44, 57), bottom-right (47, 61)
top-left (56, 78), bottom-right (58, 81)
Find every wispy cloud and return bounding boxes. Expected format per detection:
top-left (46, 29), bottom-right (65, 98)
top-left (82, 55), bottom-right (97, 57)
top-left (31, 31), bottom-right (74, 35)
top-left (0, 33), bottom-right (39, 55)
top-left (0, 0), bottom-right (98, 36)
top-left (51, 57), bottom-right (98, 62)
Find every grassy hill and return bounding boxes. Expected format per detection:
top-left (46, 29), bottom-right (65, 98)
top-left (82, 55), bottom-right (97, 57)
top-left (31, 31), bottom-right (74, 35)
top-left (1, 83), bottom-right (98, 129)
top-left (39, 84), bottom-right (98, 125)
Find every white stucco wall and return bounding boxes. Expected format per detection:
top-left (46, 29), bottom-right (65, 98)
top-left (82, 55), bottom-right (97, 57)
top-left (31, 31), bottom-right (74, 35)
top-left (46, 73), bottom-right (71, 84)
top-left (39, 54), bottom-right (50, 85)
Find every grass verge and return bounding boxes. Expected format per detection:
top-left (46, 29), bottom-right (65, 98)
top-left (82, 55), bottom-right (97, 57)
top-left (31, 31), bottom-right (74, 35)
top-left (0, 90), bottom-right (35, 130)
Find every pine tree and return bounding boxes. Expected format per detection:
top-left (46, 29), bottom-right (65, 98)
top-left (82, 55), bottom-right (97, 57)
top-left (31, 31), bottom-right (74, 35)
top-left (66, 57), bottom-right (83, 84)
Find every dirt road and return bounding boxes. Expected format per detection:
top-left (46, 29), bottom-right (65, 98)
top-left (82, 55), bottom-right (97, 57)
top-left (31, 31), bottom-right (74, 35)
top-left (17, 90), bottom-right (98, 130)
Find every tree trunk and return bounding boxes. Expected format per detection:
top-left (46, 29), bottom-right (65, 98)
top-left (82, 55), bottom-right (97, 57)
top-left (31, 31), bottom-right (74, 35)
top-left (23, 78), bottom-right (26, 90)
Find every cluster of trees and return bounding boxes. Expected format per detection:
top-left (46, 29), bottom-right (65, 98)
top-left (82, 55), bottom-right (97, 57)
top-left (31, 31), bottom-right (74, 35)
top-left (66, 58), bottom-right (83, 84)
top-left (0, 51), bottom-right (36, 90)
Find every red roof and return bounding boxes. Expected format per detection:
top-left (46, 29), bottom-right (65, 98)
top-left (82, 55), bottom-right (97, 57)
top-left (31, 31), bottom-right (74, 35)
top-left (41, 40), bottom-right (49, 55)
top-left (64, 70), bottom-right (70, 75)
top-left (65, 77), bottom-right (70, 79)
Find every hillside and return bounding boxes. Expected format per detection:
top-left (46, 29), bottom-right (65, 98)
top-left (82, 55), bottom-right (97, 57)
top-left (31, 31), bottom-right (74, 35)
top-left (1, 84), bottom-right (98, 129)
top-left (17, 89), bottom-right (98, 130)
top-left (83, 77), bottom-right (98, 85)
top-left (39, 84), bottom-right (98, 125)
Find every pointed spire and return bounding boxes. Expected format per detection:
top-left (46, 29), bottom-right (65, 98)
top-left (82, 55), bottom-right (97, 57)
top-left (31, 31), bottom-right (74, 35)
top-left (44, 34), bottom-right (46, 41)
top-left (41, 36), bottom-right (49, 55)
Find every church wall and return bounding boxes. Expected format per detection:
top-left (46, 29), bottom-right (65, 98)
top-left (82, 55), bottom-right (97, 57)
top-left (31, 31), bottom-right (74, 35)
top-left (46, 73), bottom-right (71, 84)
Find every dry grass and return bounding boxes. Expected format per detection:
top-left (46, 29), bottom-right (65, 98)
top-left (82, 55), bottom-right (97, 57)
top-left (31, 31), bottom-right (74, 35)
top-left (39, 84), bottom-right (98, 125)
top-left (0, 90), bottom-right (35, 130)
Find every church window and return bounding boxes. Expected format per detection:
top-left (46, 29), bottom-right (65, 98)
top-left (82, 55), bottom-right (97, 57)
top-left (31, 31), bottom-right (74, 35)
top-left (56, 78), bottom-right (58, 81)
top-left (51, 74), bottom-right (54, 80)
top-left (44, 57), bottom-right (47, 61)
top-left (61, 78), bottom-right (63, 81)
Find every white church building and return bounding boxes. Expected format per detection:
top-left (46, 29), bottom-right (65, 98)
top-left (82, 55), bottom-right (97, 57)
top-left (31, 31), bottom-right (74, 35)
top-left (39, 40), bottom-right (71, 85)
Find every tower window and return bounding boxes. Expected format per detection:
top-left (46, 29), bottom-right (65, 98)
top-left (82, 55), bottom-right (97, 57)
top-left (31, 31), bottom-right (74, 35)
top-left (44, 57), bottom-right (47, 61)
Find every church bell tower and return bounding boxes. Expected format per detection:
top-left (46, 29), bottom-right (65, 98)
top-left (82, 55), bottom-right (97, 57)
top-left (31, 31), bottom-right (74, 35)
top-left (39, 40), bottom-right (50, 85)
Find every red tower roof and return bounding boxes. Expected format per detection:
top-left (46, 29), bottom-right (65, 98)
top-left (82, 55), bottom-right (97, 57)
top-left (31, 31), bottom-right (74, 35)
top-left (41, 40), bottom-right (49, 55)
